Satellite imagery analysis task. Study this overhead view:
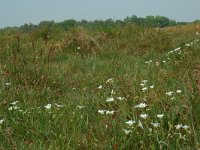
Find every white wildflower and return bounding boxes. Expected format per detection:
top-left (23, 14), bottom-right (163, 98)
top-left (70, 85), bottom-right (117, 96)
top-left (140, 113), bottom-right (148, 119)
top-left (155, 62), bottom-right (159, 66)
top-left (77, 46), bottom-right (80, 50)
top-left (138, 120), bottom-right (144, 129)
top-left (44, 104), bottom-right (52, 109)
top-left (142, 87), bottom-right (148, 92)
top-left (106, 78), bottom-right (114, 83)
top-left (55, 103), bottom-right (64, 108)
top-left (10, 101), bottom-right (18, 105)
top-left (125, 120), bottom-right (136, 126)
top-left (157, 114), bottom-right (164, 119)
top-left (134, 103), bottom-right (147, 108)
top-left (166, 91), bottom-right (173, 96)
top-left (182, 125), bottom-right (190, 130)
top-left (149, 85), bottom-right (154, 89)
top-left (141, 80), bottom-right (148, 84)
top-left (174, 47), bottom-right (181, 52)
top-left (5, 82), bottom-right (11, 86)
top-left (162, 60), bottom-right (166, 63)
top-left (98, 110), bottom-right (105, 115)
top-left (106, 97), bottom-right (114, 102)
top-left (151, 122), bottom-right (160, 128)
top-left (117, 97), bottom-right (125, 101)
top-left (98, 85), bottom-right (103, 89)
top-left (179, 133), bottom-right (186, 140)
top-left (111, 89), bottom-right (115, 95)
top-left (123, 129), bottom-right (132, 135)
top-left (175, 124), bottom-right (182, 130)
top-left (176, 90), bottom-right (182, 93)
top-left (105, 110), bottom-right (115, 115)
top-left (76, 105), bottom-right (85, 109)
top-left (140, 83), bottom-right (145, 87)
top-left (0, 119), bottom-right (4, 125)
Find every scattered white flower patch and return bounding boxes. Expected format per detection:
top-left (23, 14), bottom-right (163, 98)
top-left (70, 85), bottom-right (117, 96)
top-left (157, 114), bottom-right (164, 119)
top-left (134, 103), bottom-right (147, 108)
top-left (125, 120), bottom-right (136, 126)
top-left (0, 119), bottom-right (4, 125)
top-left (76, 105), bottom-right (85, 109)
top-left (166, 91), bottom-right (173, 96)
top-left (140, 113), bottom-right (148, 119)
top-left (106, 78), bottom-right (114, 84)
top-left (106, 97), bottom-right (114, 102)
top-left (123, 129), bottom-right (132, 135)
top-left (140, 83), bottom-right (145, 87)
top-left (44, 104), bottom-right (52, 110)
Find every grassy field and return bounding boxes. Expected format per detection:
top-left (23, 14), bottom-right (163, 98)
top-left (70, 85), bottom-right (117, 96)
top-left (0, 24), bottom-right (200, 149)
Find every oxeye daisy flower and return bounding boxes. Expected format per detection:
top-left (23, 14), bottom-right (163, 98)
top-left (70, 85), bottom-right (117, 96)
top-left (151, 122), bottom-right (160, 128)
top-left (149, 85), bottom-right (154, 89)
top-left (125, 120), bottom-right (136, 126)
top-left (106, 97), bottom-right (114, 102)
top-left (182, 125), bottom-right (190, 130)
top-left (142, 87), bottom-right (148, 92)
top-left (98, 85), bottom-right (103, 89)
top-left (117, 97), bottom-right (125, 101)
top-left (76, 105), bottom-right (85, 109)
top-left (111, 90), bottom-right (115, 95)
top-left (141, 80), bottom-right (148, 84)
top-left (106, 78), bottom-right (114, 83)
top-left (45, 104), bottom-right (52, 109)
top-left (174, 47), bottom-right (181, 52)
top-left (105, 110), bottom-right (115, 115)
top-left (10, 101), bottom-right (18, 105)
top-left (140, 113), bottom-right (148, 119)
top-left (134, 103), bottom-right (147, 108)
top-left (176, 90), bottom-right (182, 93)
top-left (166, 91), bottom-right (173, 96)
top-left (0, 119), bottom-right (4, 125)
top-left (138, 120), bottom-right (144, 129)
top-left (123, 129), bottom-right (132, 135)
top-left (55, 103), bottom-right (64, 108)
top-left (5, 82), bottom-right (11, 86)
top-left (157, 114), bottom-right (164, 119)
top-left (98, 110), bottom-right (105, 115)
top-left (175, 124), bottom-right (182, 130)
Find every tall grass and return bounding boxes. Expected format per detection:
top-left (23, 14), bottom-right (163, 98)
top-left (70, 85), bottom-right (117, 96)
top-left (0, 23), bottom-right (200, 149)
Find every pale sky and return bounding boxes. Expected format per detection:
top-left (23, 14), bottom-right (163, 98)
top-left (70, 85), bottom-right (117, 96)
top-left (0, 0), bottom-right (200, 28)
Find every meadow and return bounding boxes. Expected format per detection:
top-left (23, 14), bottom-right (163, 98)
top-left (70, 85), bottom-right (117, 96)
top-left (0, 23), bottom-right (200, 149)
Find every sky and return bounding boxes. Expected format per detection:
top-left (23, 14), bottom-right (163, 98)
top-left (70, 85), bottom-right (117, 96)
top-left (0, 0), bottom-right (200, 28)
